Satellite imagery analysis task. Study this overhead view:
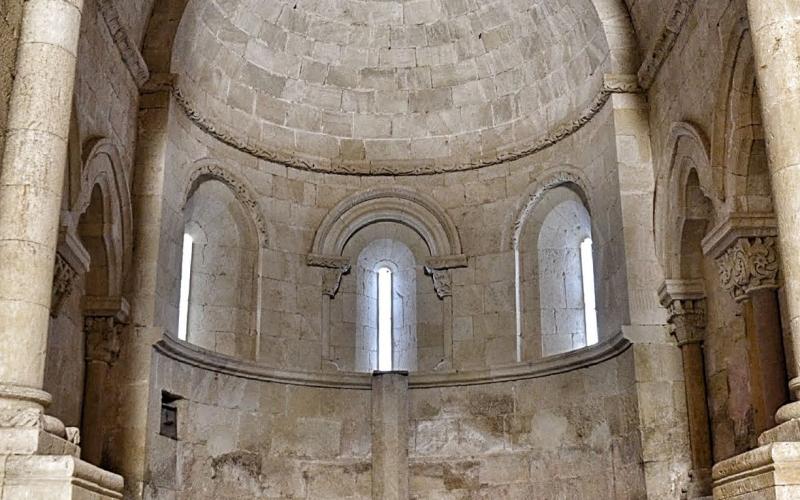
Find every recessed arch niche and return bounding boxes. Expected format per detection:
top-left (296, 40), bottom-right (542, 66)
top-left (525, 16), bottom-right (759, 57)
top-left (512, 170), bottom-right (601, 361)
top-left (308, 188), bottom-right (467, 373)
top-left (178, 163), bottom-right (268, 360)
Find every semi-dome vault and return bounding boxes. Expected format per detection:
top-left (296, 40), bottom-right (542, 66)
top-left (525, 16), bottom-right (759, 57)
top-left (171, 0), bottom-right (613, 173)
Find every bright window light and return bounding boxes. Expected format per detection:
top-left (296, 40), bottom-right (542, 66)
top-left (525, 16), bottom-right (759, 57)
top-left (178, 233), bottom-right (193, 341)
top-left (377, 267), bottom-right (393, 371)
top-left (580, 238), bottom-right (598, 346)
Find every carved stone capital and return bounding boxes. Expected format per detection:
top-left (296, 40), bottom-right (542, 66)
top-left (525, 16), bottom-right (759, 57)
top-left (717, 237), bottom-right (780, 302)
top-left (424, 268), bottom-right (452, 299)
top-left (666, 298), bottom-right (707, 346)
top-left (84, 316), bottom-right (124, 365)
top-left (308, 254), bottom-right (352, 298)
top-left (51, 254), bottom-right (79, 317)
top-left (322, 267), bottom-right (350, 298)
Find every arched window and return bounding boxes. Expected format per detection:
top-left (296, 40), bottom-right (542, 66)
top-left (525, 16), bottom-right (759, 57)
top-left (377, 266), bottom-right (393, 371)
top-left (177, 233), bottom-right (193, 341)
top-left (518, 184), bottom-right (599, 359)
top-left (179, 178), bottom-right (259, 359)
top-left (580, 238), bottom-right (598, 346)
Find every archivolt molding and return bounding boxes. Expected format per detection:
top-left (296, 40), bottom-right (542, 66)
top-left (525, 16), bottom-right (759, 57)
top-left (509, 169), bottom-right (590, 251)
top-left (710, 19), bottom-right (756, 203)
top-left (637, 0), bottom-right (696, 90)
top-left (172, 76), bottom-right (640, 176)
top-left (310, 187), bottom-right (464, 258)
top-left (97, 0), bottom-right (149, 87)
top-left (654, 121), bottom-right (713, 277)
top-left (70, 138), bottom-right (134, 299)
top-left (183, 162), bottom-right (270, 248)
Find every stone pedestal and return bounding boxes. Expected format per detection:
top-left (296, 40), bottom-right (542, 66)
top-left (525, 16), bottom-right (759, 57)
top-left (712, 441), bottom-right (800, 499)
top-left (371, 371), bottom-right (409, 500)
top-left (0, 455), bottom-right (124, 499)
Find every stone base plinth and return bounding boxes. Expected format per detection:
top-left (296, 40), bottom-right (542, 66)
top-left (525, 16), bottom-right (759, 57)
top-left (0, 455), bottom-right (124, 499)
top-left (712, 442), bottom-right (800, 499)
top-left (0, 427), bottom-right (80, 456)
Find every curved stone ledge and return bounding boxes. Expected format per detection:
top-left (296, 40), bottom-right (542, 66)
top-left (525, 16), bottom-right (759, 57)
top-left (154, 331), bottom-right (630, 390)
top-left (172, 76), bottom-right (639, 176)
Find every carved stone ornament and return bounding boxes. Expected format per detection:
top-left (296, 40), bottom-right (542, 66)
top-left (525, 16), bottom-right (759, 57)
top-left (185, 164), bottom-right (270, 248)
top-left (51, 253), bottom-right (78, 317)
top-left (308, 254), bottom-right (352, 298)
top-left (84, 316), bottom-right (124, 365)
top-left (717, 237), bottom-right (780, 302)
top-left (666, 298), bottom-right (707, 346)
top-left (173, 76), bottom-right (639, 176)
top-left (322, 267), bottom-right (351, 298)
top-left (424, 268), bottom-right (453, 299)
top-left (0, 408), bottom-right (44, 429)
top-left (97, 0), bottom-right (149, 87)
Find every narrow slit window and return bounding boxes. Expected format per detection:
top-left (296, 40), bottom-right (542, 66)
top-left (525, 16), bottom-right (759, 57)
top-left (178, 233), bottom-right (193, 341)
top-left (377, 267), bottom-right (393, 371)
top-left (580, 238), bottom-right (598, 346)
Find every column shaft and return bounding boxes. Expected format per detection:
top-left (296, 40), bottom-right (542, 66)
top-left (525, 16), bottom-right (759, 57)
top-left (744, 289), bottom-right (789, 431)
top-left (81, 359), bottom-right (109, 465)
top-left (0, 0), bottom-right (84, 407)
top-left (680, 341), bottom-right (712, 494)
top-left (746, 1), bottom-right (800, 417)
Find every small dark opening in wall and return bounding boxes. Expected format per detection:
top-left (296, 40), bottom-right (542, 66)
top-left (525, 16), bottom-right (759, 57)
top-left (160, 391), bottom-right (182, 440)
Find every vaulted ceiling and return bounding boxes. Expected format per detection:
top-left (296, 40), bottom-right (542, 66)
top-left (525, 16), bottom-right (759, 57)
top-left (169, 0), bottom-right (614, 173)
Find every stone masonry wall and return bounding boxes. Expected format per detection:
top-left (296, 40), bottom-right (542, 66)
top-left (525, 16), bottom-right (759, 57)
top-left (408, 348), bottom-right (645, 498)
top-left (145, 345), bottom-right (644, 498)
top-left (146, 351), bottom-right (373, 499)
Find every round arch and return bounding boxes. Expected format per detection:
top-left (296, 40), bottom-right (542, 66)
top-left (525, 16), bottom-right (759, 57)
top-left (654, 121), bottom-right (714, 279)
top-left (311, 187), bottom-right (463, 259)
top-left (183, 161), bottom-right (270, 248)
top-left (509, 167), bottom-right (593, 252)
top-left (72, 138), bottom-right (133, 298)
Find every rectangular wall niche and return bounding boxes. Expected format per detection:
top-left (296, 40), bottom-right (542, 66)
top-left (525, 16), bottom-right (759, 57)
top-left (160, 391), bottom-right (183, 440)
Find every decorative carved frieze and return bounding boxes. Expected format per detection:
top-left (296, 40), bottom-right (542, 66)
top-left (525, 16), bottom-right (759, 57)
top-left (717, 237), bottom-right (780, 302)
top-left (172, 76), bottom-right (639, 176)
top-left (84, 316), bottom-right (124, 366)
top-left (666, 298), bottom-right (707, 346)
top-left (51, 254), bottom-right (78, 317)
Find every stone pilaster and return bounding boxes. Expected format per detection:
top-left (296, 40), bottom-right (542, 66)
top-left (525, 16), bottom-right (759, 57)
top-left (371, 372), bottom-right (409, 500)
top-left (659, 280), bottom-right (712, 498)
